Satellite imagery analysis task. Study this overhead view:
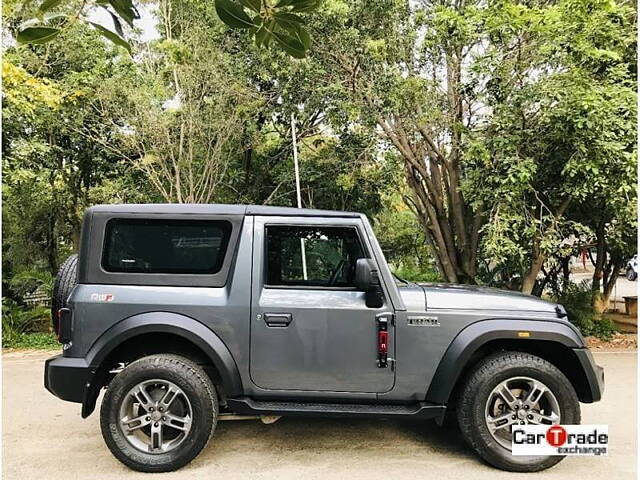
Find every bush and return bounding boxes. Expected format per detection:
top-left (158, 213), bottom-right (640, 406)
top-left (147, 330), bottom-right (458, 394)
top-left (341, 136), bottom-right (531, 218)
top-left (552, 280), bottom-right (617, 340)
top-left (3, 332), bottom-right (59, 349)
top-left (391, 262), bottom-right (441, 283)
top-left (9, 269), bottom-right (54, 299)
top-left (2, 298), bottom-right (52, 348)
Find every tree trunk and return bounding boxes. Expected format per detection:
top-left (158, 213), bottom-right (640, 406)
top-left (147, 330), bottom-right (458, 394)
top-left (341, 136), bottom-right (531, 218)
top-left (46, 215), bottom-right (58, 275)
top-left (562, 256), bottom-right (571, 284)
top-left (592, 221), bottom-right (606, 292)
top-left (597, 259), bottom-right (623, 313)
top-left (522, 251), bottom-right (545, 295)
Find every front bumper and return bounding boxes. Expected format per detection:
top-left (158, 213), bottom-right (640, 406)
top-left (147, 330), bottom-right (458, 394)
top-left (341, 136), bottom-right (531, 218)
top-left (573, 348), bottom-right (605, 402)
top-left (44, 355), bottom-right (91, 403)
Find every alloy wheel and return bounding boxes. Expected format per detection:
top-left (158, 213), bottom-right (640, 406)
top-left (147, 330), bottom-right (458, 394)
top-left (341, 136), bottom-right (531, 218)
top-left (118, 379), bottom-right (193, 454)
top-left (484, 376), bottom-right (561, 450)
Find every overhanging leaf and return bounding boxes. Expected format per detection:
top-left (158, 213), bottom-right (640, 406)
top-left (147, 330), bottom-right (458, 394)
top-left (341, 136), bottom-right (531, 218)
top-left (273, 18), bottom-right (299, 35)
top-left (272, 31), bottom-right (306, 58)
top-left (108, 11), bottom-right (124, 37)
top-left (38, 0), bottom-right (63, 12)
top-left (215, 0), bottom-right (256, 29)
top-left (295, 26), bottom-right (311, 50)
top-left (239, 0), bottom-right (261, 13)
top-left (89, 22), bottom-right (132, 53)
top-left (16, 26), bottom-right (61, 44)
top-left (290, 0), bottom-right (321, 13)
top-left (274, 12), bottom-right (304, 23)
top-left (108, 0), bottom-right (138, 26)
top-left (255, 25), bottom-right (270, 47)
top-left (257, 19), bottom-right (276, 47)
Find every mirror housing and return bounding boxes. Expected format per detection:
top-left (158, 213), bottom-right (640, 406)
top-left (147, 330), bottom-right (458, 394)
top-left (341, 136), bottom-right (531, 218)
top-left (355, 258), bottom-right (384, 308)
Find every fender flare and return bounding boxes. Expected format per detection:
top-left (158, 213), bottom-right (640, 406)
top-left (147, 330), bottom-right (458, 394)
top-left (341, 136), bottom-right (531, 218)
top-left (425, 319), bottom-right (584, 405)
top-left (81, 312), bottom-right (243, 417)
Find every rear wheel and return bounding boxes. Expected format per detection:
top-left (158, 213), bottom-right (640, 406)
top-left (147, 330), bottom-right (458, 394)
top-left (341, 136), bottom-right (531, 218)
top-left (457, 351), bottom-right (580, 472)
top-left (100, 354), bottom-right (218, 472)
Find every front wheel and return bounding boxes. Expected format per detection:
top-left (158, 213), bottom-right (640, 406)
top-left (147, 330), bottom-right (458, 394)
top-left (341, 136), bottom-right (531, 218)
top-left (100, 354), bottom-right (218, 472)
top-left (457, 351), bottom-right (580, 472)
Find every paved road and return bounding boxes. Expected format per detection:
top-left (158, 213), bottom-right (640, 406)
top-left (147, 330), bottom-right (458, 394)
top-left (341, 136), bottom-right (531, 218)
top-left (571, 272), bottom-right (637, 301)
top-left (3, 351), bottom-right (636, 480)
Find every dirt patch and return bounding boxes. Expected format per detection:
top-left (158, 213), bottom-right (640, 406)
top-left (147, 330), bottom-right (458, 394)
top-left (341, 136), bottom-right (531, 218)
top-left (585, 332), bottom-right (637, 351)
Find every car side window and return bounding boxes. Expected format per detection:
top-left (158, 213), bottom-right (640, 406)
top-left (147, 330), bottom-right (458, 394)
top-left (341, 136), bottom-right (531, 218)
top-left (265, 225), bottom-right (366, 288)
top-left (102, 219), bottom-right (232, 274)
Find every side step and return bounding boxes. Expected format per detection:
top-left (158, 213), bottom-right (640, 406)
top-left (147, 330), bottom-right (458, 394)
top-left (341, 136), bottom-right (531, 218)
top-left (227, 397), bottom-right (445, 420)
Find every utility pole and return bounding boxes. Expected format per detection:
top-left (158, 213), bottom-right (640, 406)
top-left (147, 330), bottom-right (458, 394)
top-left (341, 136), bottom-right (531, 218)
top-left (291, 113), bottom-right (307, 280)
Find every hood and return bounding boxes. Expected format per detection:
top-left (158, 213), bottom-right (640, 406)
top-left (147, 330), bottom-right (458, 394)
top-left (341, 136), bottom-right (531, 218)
top-left (418, 283), bottom-right (562, 314)
top-left (397, 283), bottom-right (428, 311)
top-left (397, 281), bottom-right (563, 316)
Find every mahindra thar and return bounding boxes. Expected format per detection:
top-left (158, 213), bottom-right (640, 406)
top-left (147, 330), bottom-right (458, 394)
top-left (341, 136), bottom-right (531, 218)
top-left (44, 204), bottom-right (604, 472)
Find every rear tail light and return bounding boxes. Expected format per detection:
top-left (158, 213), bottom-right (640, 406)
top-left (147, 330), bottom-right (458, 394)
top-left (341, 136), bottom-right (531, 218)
top-left (57, 308), bottom-right (72, 344)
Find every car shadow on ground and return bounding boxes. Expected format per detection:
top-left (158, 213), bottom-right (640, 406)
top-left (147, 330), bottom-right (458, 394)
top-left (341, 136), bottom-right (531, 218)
top-left (203, 416), bottom-right (476, 461)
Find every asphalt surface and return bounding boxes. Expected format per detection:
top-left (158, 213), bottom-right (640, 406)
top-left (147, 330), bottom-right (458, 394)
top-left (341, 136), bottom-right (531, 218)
top-left (571, 272), bottom-right (637, 301)
top-left (2, 351), bottom-right (637, 480)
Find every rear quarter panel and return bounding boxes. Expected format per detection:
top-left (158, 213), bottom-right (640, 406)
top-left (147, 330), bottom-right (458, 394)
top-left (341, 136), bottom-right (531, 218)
top-left (64, 217), bottom-right (255, 388)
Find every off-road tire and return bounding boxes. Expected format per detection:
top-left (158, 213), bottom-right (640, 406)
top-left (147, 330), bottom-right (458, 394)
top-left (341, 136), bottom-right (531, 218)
top-left (100, 354), bottom-right (218, 472)
top-left (51, 254), bottom-right (78, 332)
top-left (457, 351), bottom-right (580, 472)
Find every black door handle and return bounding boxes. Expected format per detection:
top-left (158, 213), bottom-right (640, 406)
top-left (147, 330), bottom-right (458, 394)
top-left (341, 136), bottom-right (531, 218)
top-left (264, 313), bottom-right (293, 327)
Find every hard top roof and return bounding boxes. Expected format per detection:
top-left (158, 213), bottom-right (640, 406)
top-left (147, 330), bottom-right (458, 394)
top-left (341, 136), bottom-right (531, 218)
top-left (87, 203), bottom-right (362, 218)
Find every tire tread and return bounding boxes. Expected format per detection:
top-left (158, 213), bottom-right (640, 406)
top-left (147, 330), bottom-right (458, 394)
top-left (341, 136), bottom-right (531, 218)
top-left (456, 350), bottom-right (580, 472)
top-left (100, 354), bottom-right (218, 472)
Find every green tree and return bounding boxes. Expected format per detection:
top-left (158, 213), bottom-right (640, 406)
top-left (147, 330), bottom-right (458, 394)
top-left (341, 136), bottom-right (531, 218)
top-left (466, 0), bottom-right (637, 293)
top-left (309, 0), bottom-right (636, 291)
top-left (2, 24), bottom-right (144, 280)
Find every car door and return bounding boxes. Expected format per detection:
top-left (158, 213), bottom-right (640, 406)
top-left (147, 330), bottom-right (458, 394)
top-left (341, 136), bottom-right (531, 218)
top-left (249, 215), bottom-right (395, 393)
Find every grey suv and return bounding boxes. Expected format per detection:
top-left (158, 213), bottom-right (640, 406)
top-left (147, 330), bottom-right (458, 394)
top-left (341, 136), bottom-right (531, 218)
top-left (45, 204), bottom-right (604, 473)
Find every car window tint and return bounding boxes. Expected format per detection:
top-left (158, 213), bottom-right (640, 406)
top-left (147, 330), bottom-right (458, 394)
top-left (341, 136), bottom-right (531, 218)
top-left (265, 225), bottom-right (365, 287)
top-left (103, 219), bottom-right (232, 274)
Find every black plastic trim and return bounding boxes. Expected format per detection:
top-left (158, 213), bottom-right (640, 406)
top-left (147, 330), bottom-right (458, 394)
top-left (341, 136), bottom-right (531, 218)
top-left (44, 355), bottom-right (90, 403)
top-left (425, 319), bottom-right (585, 405)
top-left (85, 312), bottom-right (243, 391)
top-left (573, 347), bottom-right (605, 402)
top-left (227, 397), bottom-right (445, 420)
top-left (46, 312), bottom-right (244, 418)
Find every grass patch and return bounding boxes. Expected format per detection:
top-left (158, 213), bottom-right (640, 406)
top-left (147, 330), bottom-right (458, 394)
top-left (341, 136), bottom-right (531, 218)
top-left (3, 332), bottom-right (59, 350)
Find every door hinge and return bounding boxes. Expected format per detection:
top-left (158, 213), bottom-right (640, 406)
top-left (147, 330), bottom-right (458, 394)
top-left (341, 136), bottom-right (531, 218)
top-left (375, 312), bottom-right (394, 368)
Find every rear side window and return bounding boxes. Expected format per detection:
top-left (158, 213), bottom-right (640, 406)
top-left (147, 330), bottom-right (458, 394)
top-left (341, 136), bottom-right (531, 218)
top-left (265, 225), bottom-right (366, 288)
top-left (102, 219), bottom-right (232, 274)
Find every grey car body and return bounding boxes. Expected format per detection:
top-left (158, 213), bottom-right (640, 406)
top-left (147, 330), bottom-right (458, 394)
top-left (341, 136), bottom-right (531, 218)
top-left (45, 203), bottom-right (604, 423)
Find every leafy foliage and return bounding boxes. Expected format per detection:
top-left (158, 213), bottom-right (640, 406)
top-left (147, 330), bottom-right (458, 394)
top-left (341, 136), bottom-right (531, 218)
top-left (12, 0), bottom-right (320, 56)
top-left (551, 280), bottom-right (617, 340)
top-left (215, 0), bottom-right (320, 57)
top-left (3, 332), bottom-right (59, 349)
top-left (9, 270), bottom-right (54, 299)
top-left (2, 299), bottom-right (52, 347)
top-left (2, 0), bottom-right (635, 343)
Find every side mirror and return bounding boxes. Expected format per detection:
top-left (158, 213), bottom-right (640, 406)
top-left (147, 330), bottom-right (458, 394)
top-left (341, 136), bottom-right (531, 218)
top-left (355, 258), bottom-right (384, 308)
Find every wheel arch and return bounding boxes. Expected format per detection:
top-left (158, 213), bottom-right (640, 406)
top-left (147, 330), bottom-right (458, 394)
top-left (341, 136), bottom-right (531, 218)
top-left (81, 312), bottom-right (242, 418)
top-left (425, 319), bottom-right (592, 409)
